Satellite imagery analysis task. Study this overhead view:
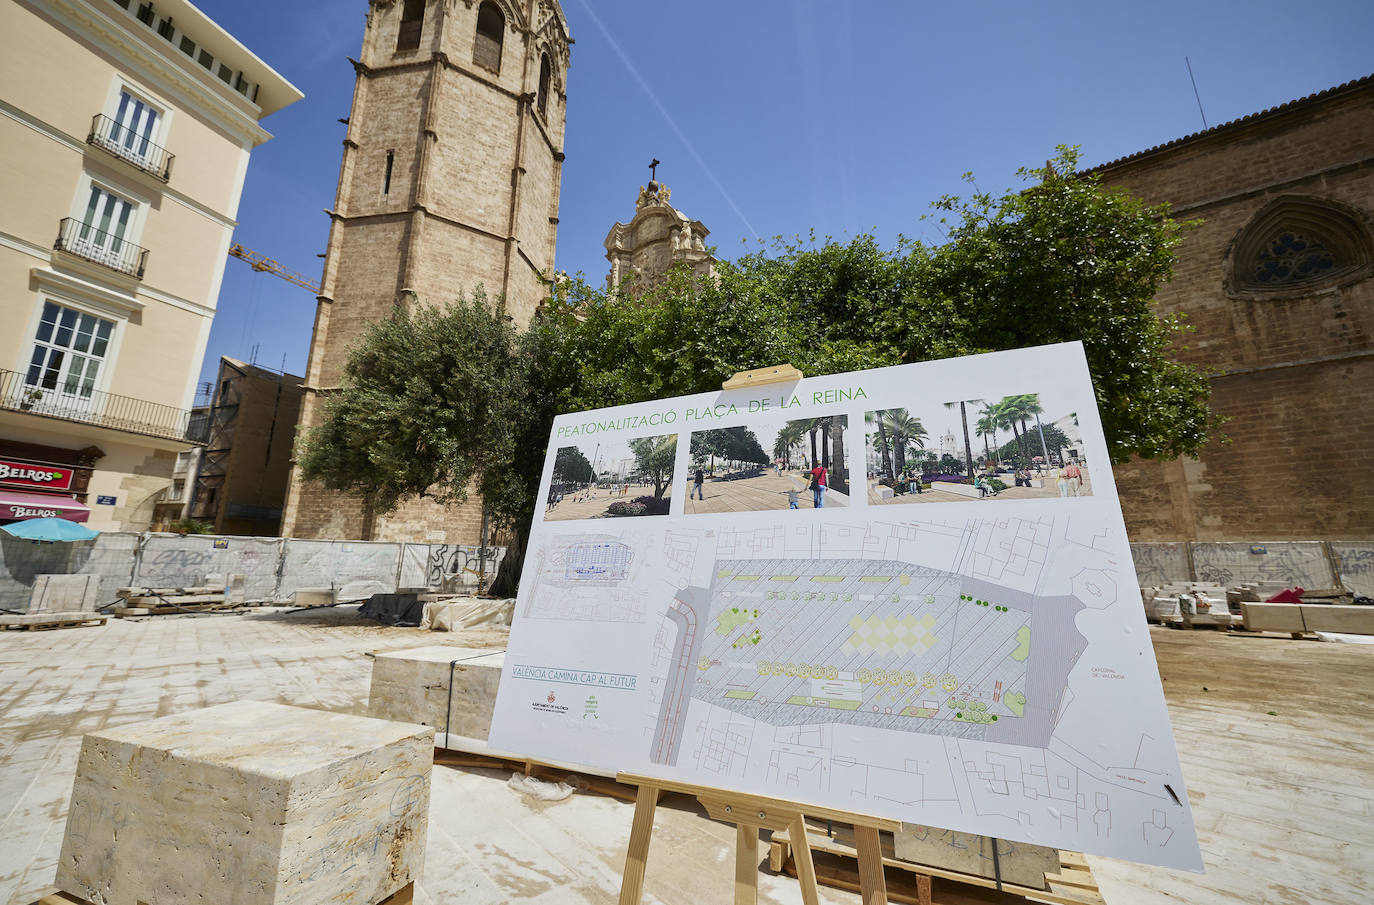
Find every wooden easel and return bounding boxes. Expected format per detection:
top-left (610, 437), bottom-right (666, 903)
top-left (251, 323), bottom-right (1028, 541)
top-left (616, 363), bottom-right (899, 903)
top-left (615, 773), bottom-right (902, 905)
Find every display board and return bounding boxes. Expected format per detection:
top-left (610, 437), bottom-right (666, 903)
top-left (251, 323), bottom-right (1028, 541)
top-left (488, 343), bottom-right (1202, 870)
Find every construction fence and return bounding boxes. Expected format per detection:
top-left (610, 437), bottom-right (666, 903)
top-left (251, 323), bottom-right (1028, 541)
top-left (2, 532), bottom-right (1368, 615)
top-left (1129, 540), bottom-right (1374, 598)
top-left (0, 532), bottom-right (505, 614)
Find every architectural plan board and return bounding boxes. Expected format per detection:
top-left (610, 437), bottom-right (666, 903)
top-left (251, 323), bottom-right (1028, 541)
top-left (488, 342), bottom-right (1203, 870)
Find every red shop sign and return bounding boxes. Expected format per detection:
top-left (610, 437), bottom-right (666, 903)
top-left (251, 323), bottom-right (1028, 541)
top-left (0, 458), bottom-right (75, 491)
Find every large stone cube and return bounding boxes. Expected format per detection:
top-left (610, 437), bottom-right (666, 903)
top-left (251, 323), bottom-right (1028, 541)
top-left (56, 700), bottom-right (433, 905)
top-left (368, 646), bottom-right (504, 742)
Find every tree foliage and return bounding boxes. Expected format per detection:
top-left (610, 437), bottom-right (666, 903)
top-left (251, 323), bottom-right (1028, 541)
top-left (630, 434), bottom-right (677, 499)
top-left (298, 148), bottom-right (1216, 588)
top-left (553, 445), bottom-right (594, 485)
top-left (294, 292), bottom-right (536, 529)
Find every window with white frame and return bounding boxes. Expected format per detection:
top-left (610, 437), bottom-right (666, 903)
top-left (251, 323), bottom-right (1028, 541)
top-left (106, 89), bottom-right (162, 167)
top-left (25, 302), bottom-right (116, 403)
top-left (72, 184), bottom-right (138, 267)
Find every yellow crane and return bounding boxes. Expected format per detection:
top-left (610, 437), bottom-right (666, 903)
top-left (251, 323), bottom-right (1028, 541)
top-left (227, 243), bottom-right (320, 293)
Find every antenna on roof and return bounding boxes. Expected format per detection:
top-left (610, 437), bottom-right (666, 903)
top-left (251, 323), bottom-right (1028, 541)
top-left (1185, 57), bottom-right (1208, 129)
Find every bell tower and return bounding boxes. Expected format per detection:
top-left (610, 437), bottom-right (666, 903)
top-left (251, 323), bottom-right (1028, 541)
top-left (282, 0), bottom-right (571, 542)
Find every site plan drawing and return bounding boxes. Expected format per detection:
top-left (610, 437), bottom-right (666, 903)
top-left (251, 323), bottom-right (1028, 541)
top-left (488, 343), bottom-right (1203, 870)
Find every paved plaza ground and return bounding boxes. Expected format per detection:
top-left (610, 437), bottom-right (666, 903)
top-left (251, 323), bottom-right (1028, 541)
top-left (544, 483), bottom-right (669, 521)
top-left (868, 466), bottom-right (1095, 505)
top-left (685, 469), bottom-right (849, 515)
top-left (1, 611), bottom-right (1371, 904)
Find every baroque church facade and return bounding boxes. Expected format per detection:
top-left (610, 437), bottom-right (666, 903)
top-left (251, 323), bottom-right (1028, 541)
top-left (282, 0), bottom-right (570, 542)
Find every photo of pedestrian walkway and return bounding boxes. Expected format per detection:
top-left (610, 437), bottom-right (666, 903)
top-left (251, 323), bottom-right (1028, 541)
top-left (544, 433), bottom-right (677, 521)
top-left (685, 414), bottom-right (849, 514)
top-left (865, 393), bottom-right (1094, 505)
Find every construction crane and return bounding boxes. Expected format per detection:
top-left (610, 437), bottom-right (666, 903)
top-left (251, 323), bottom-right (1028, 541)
top-left (228, 243), bottom-right (320, 293)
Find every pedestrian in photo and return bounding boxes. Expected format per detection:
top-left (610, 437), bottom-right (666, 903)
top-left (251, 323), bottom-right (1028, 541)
top-left (1063, 459), bottom-right (1083, 496)
top-left (692, 467), bottom-right (705, 500)
top-left (783, 487), bottom-right (800, 509)
top-left (810, 463), bottom-right (827, 508)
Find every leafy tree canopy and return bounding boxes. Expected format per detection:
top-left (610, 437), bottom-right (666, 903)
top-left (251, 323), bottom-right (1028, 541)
top-left (630, 434), bottom-right (678, 499)
top-left (553, 446), bottom-right (594, 485)
top-left (298, 147), bottom-right (1216, 583)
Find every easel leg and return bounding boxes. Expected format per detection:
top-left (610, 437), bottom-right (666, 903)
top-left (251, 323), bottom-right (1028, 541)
top-left (735, 823), bottom-right (759, 905)
top-left (853, 825), bottom-right (888, 905)
top-left (618, 783), bottom-right (660, 905)
top-left (787, 814), bottom-right (821, 905)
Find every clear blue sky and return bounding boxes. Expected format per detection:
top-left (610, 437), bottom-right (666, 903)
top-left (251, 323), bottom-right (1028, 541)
top-left (194, 0), bottom-right (1373, 391)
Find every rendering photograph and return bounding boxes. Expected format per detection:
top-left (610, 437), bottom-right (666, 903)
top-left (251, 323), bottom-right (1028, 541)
top-left (543, 433), bottom-right (677, 521)
top-left (865, 393), bottom-right (1093, 504)
top-left (685, 414), bottom-right (849, 514)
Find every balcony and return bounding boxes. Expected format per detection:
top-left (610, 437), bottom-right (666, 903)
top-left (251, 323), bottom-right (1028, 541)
top-left (0, 369), bottom-right (209, 444)
top-left (87, 114), bottom-right (174, 182)
top-left (54, 218), bottom-right (148, 280)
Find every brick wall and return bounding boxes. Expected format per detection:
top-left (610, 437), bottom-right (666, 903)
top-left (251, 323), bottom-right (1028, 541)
top-left (1100, 80), bottom-right (1374, 540)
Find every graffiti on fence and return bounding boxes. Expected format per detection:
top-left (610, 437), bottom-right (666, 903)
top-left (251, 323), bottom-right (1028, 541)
top-left (1191, 542), bottom-right (1334, 589)
top-left (1331, 544), bottom-right (1374, 598)
top-left (426, 544), bottom-right (506, 587)
top-left (1128, 543), bottom-right (1190, 586)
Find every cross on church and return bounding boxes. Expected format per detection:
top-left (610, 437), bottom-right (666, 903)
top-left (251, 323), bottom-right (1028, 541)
top-left (648, 158), bottom-right (660, 181)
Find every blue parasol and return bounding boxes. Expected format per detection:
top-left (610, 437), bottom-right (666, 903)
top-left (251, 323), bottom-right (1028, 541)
top-left (1, 517), bottom-right (100, 542)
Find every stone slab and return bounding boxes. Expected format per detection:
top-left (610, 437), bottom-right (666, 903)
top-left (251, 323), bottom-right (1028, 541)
top-left (894, 823), bottom-right (1058, 889)
top-left (56, 700), bottom-right (433, 905)
top-left (369, 646), bottom-right (504, 741)
top-left (1241, 603), bottom-right (1307, 633)
top-left (292, 587), bottom-right (336, 607)
top-left (1299, 604), bottom-right (1374, 634)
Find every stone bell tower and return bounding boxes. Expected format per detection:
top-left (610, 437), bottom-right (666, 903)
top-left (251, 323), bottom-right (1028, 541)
top-left (282, 0), bottom-right (571, 542)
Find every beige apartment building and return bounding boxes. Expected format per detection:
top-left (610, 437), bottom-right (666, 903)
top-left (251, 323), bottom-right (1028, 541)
top-left (0, 0), bottom-right (299, 531)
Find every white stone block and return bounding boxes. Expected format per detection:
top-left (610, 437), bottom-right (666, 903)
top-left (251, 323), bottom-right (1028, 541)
top-left (292, 587), bottom-right (336, 607)
top-left (369, 646), bottom-right (504, 741)
top-left (56, 700), bottom-right (433, 905)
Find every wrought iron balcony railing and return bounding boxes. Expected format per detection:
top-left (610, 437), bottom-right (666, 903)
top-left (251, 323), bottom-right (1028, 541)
top-left (0, 368), bottom-right (209, 444)
top-left (54, 218), bottom-right (148, 279)
top-left (87, 114), bottom-right (174, 182)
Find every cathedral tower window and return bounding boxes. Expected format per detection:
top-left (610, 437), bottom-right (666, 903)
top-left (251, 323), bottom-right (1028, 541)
top-left (397, 0), bottom-right (425, 51)
top-left (1226, 195), bottom-right (1374, 299)
top-left (537, 53), bottom-right (552, 119)
top-left (474, 2), bottom-right (504, 73)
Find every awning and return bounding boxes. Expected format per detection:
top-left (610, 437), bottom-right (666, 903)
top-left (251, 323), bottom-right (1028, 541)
top-left (0, 490), bottom-right (91, 523)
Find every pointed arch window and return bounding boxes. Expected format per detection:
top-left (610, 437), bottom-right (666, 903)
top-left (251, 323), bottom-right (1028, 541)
top-left (396, 0), bottom-right (425, 51)
top-left (474, 2), bottom-right (504, 73)
top-left (537, 53), bottom-right (552, 119)
top-left (1226, 195), bottom-right (1374, 299)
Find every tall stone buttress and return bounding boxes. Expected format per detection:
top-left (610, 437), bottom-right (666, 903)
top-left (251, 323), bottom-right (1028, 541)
top-left (282, 0), bottom-right (571, 542)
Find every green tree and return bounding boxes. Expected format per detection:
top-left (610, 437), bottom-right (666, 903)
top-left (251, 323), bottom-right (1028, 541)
top-left (865, 409), bottom-right (897, 484)
top-left (553, 446), bottom-right (594, 485)
top-left (630, 434), bottom-right (677, 499)
top-left (294, 291), bottom-right (534, 531)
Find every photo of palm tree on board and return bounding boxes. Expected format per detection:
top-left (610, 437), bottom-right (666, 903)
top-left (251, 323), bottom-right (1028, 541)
top-left (865, 394), bottom-right (1092, 504)
top-left (686, 414), bottom-right (849, 514)
top-left (544, 433), bottom-right (677, 521)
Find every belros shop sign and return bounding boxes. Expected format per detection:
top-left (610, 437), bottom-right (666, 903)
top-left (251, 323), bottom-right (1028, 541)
top-left (0, 458), bottom-right (75, 491)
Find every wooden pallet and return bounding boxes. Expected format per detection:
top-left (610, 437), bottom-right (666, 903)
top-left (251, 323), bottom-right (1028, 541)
top-left (433, 748), bottom-right (641, 803)
top-left (770, 821), bottom-right (1105, 905)
top-left (37, 881), bottom-right (414, 905)
top-left (1, 616), bottom-right (107, 632)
